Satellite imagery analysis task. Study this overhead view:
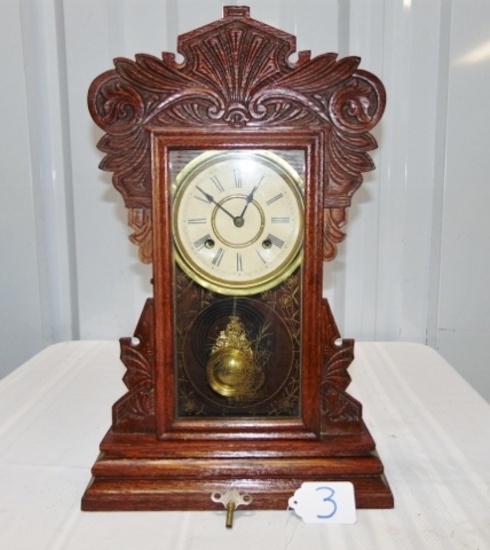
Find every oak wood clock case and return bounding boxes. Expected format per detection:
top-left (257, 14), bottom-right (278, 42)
top-left (82, 6), bottom-right (393, 511)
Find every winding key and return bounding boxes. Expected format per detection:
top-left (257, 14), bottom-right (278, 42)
top-left (211, 489), bottom-right (253, 528)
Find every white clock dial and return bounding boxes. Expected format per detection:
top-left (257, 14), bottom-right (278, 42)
top-left (172, 150), bottom-right (304, 295)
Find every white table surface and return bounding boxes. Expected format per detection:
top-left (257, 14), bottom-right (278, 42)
top-left (0, 341), bottom-right (489, 549)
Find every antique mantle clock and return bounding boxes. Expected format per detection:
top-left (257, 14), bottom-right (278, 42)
top-left (82, 6), bottom-right (393, 517)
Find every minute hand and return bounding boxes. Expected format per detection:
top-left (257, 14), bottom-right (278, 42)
top-left (195, 186), bottom-right (236, 221)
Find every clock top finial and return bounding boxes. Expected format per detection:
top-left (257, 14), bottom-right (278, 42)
top-left (223, 6), bottom-right (250, 18)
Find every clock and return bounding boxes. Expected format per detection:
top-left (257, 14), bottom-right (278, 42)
top-left (172, 149), bottom-right (304, 296)
top-left (82, 6), bottom-right (393, 516)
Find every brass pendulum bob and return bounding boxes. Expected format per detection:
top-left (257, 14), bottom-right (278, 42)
top-left (206, 315), bottom-right (265, 400)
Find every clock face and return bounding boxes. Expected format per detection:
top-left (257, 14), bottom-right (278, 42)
top-left (172, 150), bottom-right (304, 295)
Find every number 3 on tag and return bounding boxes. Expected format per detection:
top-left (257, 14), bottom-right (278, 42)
top-left (288, 482), bottom-right (357, 524)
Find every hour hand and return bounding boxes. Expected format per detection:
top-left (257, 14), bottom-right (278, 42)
top-left (238, 176), bottom-right (264, 219)
top-left (238, 186), bottom-right (257, 219)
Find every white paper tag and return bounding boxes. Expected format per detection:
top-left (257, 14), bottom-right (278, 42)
top-left (288, 482), bottom-right (357, 524)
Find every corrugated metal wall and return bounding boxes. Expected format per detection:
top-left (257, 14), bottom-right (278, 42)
top-left (1, 0), bottom-right (489, 401)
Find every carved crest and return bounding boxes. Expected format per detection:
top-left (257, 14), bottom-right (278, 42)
top-left (88, 6), bottom-right (385, 263)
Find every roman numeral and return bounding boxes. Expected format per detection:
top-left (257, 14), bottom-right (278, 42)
top-left (234, 169), bottom-right (242, 188)
top-left (256, 250), bottom-right (267, 264)
top-left (210, 175), bottom-right (224, 192)
top-left (187, 217), bottom-right (207, 224)
top-left (236, 253), bottom-right (243, 272)
top-left (193, 234), bottom-right (211, 250)
top-left (212, 247), bottom-right (225, 266)
top-left (266, 233), bottom-right (285, 248)
top-left (271, 216), bottom-right (290, 224)
top-left (266, 193), bottom-right (283, 205)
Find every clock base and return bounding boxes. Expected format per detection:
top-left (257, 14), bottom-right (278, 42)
top-left (82, 477), bottom-right (392, 512)
top-left (81, 431), bottom-right (393, 511)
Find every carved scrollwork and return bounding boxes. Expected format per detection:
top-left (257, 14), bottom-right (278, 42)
top-left (113, 299), bottom-right (156, 432)
top-left (329, 71), bottom-right (385, 134)
top-left (323, 208), bottom-right (348, 261)
top-left (88, 7), bottom-right (385, 262)
top-left (128, 207), bottom-right (152, 264)
top-left (89, 70), bottom-right (146, 134)
top-left (320, 299), bottom-right (362, 431)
